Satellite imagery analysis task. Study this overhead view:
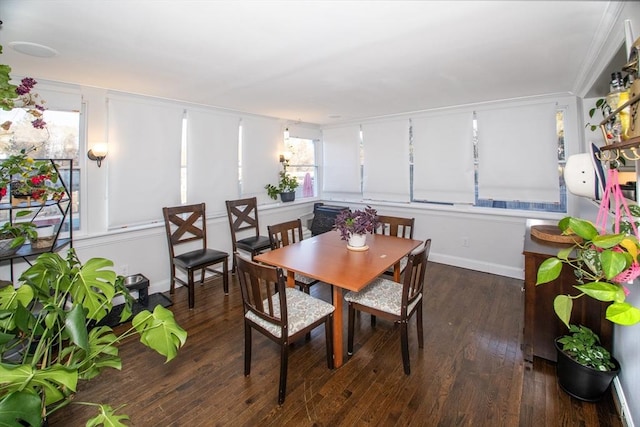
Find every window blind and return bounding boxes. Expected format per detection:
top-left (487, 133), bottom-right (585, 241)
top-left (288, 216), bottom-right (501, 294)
top-left (241, 116), bottom-right (281, 201)
top-left (186, 109), bottom-right (240, 215)
top-left (476, 103), bottom-right (558, 202)
top-left (412, 112), bottom-right (475, 203)
top-left (362, 120), bottom-right (410, 202)
top-left (106, 96), bottom-right (183, 228)
top-left (322, 125), bottom-right (361, 193)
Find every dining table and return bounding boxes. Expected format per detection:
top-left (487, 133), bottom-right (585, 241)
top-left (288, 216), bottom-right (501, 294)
top-left (254, 230), bottom-right (422, 367)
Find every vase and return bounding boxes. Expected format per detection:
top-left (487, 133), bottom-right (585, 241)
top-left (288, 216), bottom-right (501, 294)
top-left (347, 233), bottom-right (367, 248)
top-left (280, 191), bottom-right (295, 203)
top-left (554, 338), bottom-right (620, 402)
top-left (0, 238), bottom-right (21, 257)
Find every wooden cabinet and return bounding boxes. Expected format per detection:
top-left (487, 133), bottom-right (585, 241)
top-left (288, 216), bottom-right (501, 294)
top-left (522, 219), bottom-right (612, 362)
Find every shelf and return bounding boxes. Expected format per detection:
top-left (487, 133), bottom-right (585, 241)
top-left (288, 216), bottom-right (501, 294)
top-left (599, 136), bottom-right (640, 152)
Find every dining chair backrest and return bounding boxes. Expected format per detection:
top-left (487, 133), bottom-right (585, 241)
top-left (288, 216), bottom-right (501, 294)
top-left (226, 197), bottom-right (262, 240)
top-left (401, 238), bottom-right (431, 314)
top-left (268, 219), bottom-right (304, 250)
top-left (376, 215), bottom-right (415, 239)
top-left (236, 253), bottom-right (287, 331)
top-left (163, 202), bottom-right (208, 256)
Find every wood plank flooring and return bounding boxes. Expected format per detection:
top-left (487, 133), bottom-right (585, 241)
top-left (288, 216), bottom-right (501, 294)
top-left (49, 262), bottom-right (622, 426)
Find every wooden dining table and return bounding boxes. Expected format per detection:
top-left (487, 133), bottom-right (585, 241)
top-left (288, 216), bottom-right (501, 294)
top-left (254, 230), bottom-right (422, 367)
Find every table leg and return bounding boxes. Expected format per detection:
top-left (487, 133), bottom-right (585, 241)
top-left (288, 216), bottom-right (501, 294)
top-left (332, 285), bottom-right (343, 368)
top-left (286, 270), bottom-right (295, 288)
top-left (393, 261), bottom-right (401, 282)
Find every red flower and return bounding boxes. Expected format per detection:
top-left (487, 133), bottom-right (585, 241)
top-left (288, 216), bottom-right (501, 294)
top-left (0, 187), bottom-right (6, 198)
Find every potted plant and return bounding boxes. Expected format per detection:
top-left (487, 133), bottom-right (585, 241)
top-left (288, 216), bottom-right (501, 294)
top-left (536, 216), bottom-right (640, 327)
top-left (555, 325), bottom-right (620, 401)
top-left (536, 216), bottom-right (640, 401)
top-left (0, 216), bottom-right (37, 256)
top-left (265, 162), bottom-right (299, 202)
top-left (0, 149), bottom-right (64, 206)
top-left (334, 206), bottom-right (378, 249)
top-left (0, 249), bottom-right (187, 426)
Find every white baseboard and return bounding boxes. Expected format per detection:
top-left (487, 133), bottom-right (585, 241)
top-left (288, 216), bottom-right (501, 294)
top-left (430, 253), bottom-right (524, 280)
top-left (614, 377), bottom-right (635, 427)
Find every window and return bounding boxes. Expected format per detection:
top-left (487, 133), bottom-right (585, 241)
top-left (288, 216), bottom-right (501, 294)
top-left (284, 136), bottom-right (318, 198)
top-left (0, 108), bottom-right (81, 230)
top-left (474, 109), bottom-right (567, 212)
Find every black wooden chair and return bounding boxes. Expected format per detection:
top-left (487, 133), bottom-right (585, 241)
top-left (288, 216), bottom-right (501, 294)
top-left (267, 218), bottom-right (320, 294)
top-left (235, 253), bottom-right (335, 404)
top-left (375, 215), bottom-right (415, 277)
top-left (162, 203), bottom-right (229, 309)
top-left (225, 197), bottom-right (272, 272)
top-left (345, 239), bottom-right (431, 375)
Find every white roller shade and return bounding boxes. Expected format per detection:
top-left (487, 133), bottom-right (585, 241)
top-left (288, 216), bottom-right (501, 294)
top-left (477, 103), bottom-right (558, 202)
top-left (241, 116), bottom-right (281, 200)
top-left (322, 125), bottom-right (361, 193)
top-left (362, 120), bottom-right (410, 202)
top-left (107, 96), bottom-right (183, 228)
top-left (186, 109), bottom-right (240, 215)
top-left (412, 112), bottom-right (475, 203)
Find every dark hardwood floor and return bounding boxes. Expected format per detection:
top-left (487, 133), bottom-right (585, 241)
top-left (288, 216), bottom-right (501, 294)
top-left (49, 262), bottom-right (622, 426)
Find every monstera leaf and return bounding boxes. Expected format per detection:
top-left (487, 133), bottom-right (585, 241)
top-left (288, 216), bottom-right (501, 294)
top-left (133, 305), bottom-right (188, 362)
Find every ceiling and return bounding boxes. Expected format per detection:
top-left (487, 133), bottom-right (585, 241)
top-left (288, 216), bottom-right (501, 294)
top-left (0, 1), bottom-right (627, 125)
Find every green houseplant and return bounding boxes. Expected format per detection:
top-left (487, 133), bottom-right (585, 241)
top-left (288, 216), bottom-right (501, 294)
top-left (0, 249), bottom-right (187, 426)
top-left (0, 217), bottom-right (37, 254)
top-left (0, 149), bottom-right (65, 205)
top-left (536, 216), bottom-right (640, 327)
top-left (536, 216), bottom-right (638, 400)
top-left (265, 162), bottom-right (299, 202)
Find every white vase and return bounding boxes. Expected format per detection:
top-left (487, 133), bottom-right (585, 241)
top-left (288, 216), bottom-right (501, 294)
top-left (348, 233), bottom-right (367, 248)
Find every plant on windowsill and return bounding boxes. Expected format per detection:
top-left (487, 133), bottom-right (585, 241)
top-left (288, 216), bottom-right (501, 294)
top-left (0, 249), bottom-right (188, 426)
top-left (334, 206), bottom-right (378, 249)
top-left (265, 161), bottom-right (299, 202)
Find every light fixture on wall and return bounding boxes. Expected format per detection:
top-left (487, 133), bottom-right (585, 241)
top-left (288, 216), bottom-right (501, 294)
top-left (279, 151), bottom-right (292, 164)
top-left (87, 143), bottom-right (108, 167)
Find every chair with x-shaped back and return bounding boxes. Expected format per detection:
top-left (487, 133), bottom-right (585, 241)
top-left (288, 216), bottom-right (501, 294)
top-left (162, 203), bottom-right (229, 309)
top-left (226, 197), bottom-right (272, 272)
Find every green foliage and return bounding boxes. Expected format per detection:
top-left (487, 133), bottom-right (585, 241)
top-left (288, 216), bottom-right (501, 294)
top-left (265, 164), bottom-right (299, 200)
top-left (536, 216), bottom-right (640, 327)
top-left (0, 219), bottom-right (37, 249)
top-left (557, 325), bottom-right (616, 371)
top-left (0, 250), bottom-right (187, 426)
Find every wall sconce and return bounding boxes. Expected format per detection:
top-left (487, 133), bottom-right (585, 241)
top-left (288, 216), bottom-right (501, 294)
top-left (279, 151), bottom-right (292, 163)
top-left (87, 143), bottom-right (108, 167)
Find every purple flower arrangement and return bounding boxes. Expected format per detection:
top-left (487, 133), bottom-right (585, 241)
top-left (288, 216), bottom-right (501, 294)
top-left (334, 206), bottom-right (378, 241)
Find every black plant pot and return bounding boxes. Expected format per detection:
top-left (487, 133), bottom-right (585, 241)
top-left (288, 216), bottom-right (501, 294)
top-left (555, 338), bottom-right (620, 402)
top-left (280, 191), bottom-right (295, 203)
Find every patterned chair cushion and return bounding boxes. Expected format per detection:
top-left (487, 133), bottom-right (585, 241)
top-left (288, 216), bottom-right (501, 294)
top-left (344, 277), bottom-right (422, 316)
top-left (246, 287), bottom-right (335, 338)
top-left (294, 272), bottom-right (317, 285)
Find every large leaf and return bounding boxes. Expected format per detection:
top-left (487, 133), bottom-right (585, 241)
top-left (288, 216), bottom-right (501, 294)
top-left (0, 363), bottom-right (78, 407)
top-left (606, 302), bottom-right (640, 325)
top-left (64, 303), bottom-right (89, 352)
top-left (85, 404), bottom-right (130, 427)
top-left (536, 257), bottom-right (562, 285)
top-left (563, 217), bottom-right (598, 240)
top-left (592, 233), bottom-right (625, 249)
top-left (132, 306), bottom-right (187, 362)
top-left (0, 285), bottom-right (34, 310)
top-left (60, 326), bottom-right (122, 380)
top-left (599, 249), bottom-right (628, 279)
top-left (0, 391), bottom-right (42, 427)
top-left (574, 282), bottom-right (623, 302)
top-left (67, 258), bottom-right (117, 322)
top-left (619, 236), bottom-right (639, 261)
top-left (553, 295), bottom-right (573, 329)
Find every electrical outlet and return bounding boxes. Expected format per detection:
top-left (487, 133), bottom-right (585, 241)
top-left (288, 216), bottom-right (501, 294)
top-left (462, 237), bottom-right (469, 248)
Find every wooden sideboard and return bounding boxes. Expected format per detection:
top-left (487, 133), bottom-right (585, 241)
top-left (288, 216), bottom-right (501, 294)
top-left (522, 219), bottom-right (613, 362)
